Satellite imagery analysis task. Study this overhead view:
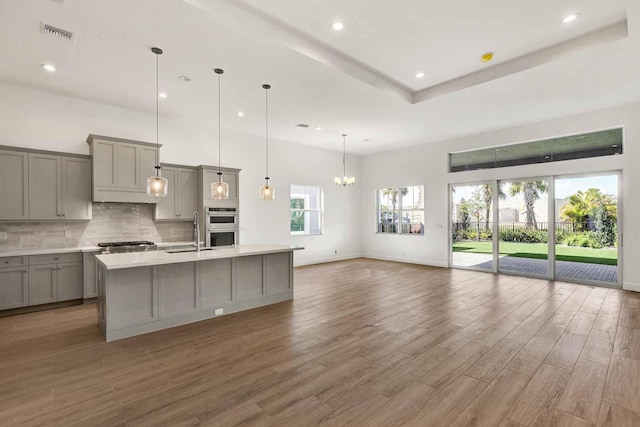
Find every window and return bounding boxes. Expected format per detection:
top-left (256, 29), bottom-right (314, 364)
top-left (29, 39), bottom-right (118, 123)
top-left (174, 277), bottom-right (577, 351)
top-left (376, 186), bottom-right (424, 235)
top-left (449, 128), bottom-right (623, 172)
top-left (290, 185), bottom-right (323, 236)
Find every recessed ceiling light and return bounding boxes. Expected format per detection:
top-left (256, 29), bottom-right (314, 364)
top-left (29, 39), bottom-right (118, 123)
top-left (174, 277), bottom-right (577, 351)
top-left (158, 92), bottom-right (167, 98)
top-left (363, 139), bottom-right (369, 142)
top-left (481, 52), bottom-right (494, 63)
top-left (315, 127), bottom-right (322, 131)
top-left (178, 75), bottom-right (191, 82)
top-left (237, 111), bottom-right (245, 117)
top-left (41, 63), bottom-right (56, 72)
top-left (331, 21), bottom-right (346, 31)
top-left (563, 13), bottom-right (579, 24)
top-left (415, 72), bottom-right (425, 79)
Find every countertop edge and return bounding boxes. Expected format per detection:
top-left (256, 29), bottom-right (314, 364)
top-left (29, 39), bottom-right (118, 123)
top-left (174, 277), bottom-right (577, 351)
top-left (96, 245), bottom-right (304, 270)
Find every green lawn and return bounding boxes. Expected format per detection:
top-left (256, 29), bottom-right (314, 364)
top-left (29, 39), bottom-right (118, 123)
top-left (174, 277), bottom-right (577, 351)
top-left (453, 241), bottom-right (617, 266)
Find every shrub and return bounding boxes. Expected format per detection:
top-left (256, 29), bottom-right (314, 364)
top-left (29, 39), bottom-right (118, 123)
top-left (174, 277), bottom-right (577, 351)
top-left (498, 228), bottom-right (548, 243)
top-left (564, 231), bottom-right (603, 249)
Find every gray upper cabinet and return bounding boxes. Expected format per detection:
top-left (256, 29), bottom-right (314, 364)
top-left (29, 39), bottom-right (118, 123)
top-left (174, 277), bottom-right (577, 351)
top-left (28, 153), bottom-right (92, 221)
top-left (155, 165), bottom-right (197, 221)
top-left (0, 149), bottom-right (29, 220)
top-left (87, 135), bottom-right (161, 203)
top-left (29, 153), bottom-right (62, 220)
top-left (154, 167), bottom-right (177, 220)
top-left (199, 167), bottom-right (240, 203)
top-left (62, 157), bottom-right (92, 220)
top-left (178, 168), bottom-right (197, 217)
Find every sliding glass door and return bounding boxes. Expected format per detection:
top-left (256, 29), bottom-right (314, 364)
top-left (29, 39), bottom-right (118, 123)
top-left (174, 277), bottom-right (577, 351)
top-left (450, 183), bottom-right (495, 271)
top-left (450, 172), bottom-right (621, 287)
top-left (554, 173), bottom-right (619, 285)
top-left (497, 178), bottom-right (550, 278)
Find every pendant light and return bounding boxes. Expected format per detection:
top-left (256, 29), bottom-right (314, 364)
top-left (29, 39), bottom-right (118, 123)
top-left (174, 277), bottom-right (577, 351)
top-left (211, 68), bottom-right (229, 199)
top-left (334, 134), bottom-right (356, 186)
top-left (260, 84), bottom-right (275, 201)
top-left (146, 47), bottom-right (168, 197)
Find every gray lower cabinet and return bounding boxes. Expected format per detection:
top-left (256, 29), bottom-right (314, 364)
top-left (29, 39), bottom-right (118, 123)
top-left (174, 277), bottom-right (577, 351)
top-left (57, 262), bottom-right (83, 301)
top-left (83, 252), bottom-right (97, 298)
top-left (28, 260), bottom-right (83, 305)
top-left (158, 263), bottom-right (199, 318)
top-left (28, 153), bottom-right (92, 221)
top-left (235, 256), bottom-right (264, 303)
top-left (0, 266), bottom-right (29, 310)
top-left (0, 149), bottom-right (29, 220)
top-left (29, 264), bottom-right (58, 305)
top-left (200, 258), bottom-right (234, 309)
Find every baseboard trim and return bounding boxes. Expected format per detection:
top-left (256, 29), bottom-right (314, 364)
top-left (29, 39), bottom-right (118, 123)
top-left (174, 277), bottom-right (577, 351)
top-left (361, 253), bottom-right (448, 268)
top-left (294, 253), bottom-right (362, 267)
top-left (623, 282), bottom-right (640, 292)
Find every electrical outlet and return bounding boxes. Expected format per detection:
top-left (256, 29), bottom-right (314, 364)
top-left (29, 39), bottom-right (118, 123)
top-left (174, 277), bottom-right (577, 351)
top-left (0, 232), bottom-right (6, 240)
top-left (214, 308), bottom-right (224, 316)
top-left (64, 230), bottom-right (71, 238)
top-left (170, 227), bottom-right (175, 234)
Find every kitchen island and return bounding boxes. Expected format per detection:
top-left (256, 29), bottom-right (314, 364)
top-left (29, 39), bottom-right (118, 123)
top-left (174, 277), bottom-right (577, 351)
top-left (95, 244), bottom-right (303, 341)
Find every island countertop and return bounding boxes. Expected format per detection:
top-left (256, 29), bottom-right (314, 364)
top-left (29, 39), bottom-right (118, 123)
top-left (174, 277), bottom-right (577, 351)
top-left (95, 244), bottom-right (304, 270)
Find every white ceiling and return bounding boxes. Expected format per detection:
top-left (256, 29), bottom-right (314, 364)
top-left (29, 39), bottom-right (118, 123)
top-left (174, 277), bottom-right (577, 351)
top-left (0, 0), bottom-right (639, 155)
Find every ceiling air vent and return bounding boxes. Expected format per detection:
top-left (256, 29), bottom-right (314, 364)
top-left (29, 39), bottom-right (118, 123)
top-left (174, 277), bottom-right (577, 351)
top-left (41, 23), bottom-right (74, 41)
top-left (296, 123), bottom-right (310, 128)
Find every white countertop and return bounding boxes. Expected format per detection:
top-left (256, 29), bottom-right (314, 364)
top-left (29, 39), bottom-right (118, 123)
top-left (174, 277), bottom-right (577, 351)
top-left (95, 244), bottom-right (304, 270)
top-left (0, 241), bottom-right (201, 258)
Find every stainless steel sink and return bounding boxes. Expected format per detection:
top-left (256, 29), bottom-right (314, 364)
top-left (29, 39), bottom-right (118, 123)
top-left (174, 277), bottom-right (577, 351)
top-left (165, 247), bottom-right (218, 254)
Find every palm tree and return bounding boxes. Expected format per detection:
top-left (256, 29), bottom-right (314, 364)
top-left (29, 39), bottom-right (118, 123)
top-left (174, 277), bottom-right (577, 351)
top-left (480, 184), bottom-right (506, 230)
top-left (509, 181), bottom-right (548, 229)
top-left (382, 187), bottom-right (408, 212)
top-left (560, 188), bottom-right (617, 230)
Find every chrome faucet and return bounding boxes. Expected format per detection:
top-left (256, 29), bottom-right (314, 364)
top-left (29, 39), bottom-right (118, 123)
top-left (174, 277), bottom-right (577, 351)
top-left (193, 211), bottom-right (200, 253)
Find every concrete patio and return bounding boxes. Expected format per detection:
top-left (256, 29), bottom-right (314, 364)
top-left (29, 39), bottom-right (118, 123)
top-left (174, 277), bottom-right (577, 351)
top-left (454, 253), bottom-right (618, 284)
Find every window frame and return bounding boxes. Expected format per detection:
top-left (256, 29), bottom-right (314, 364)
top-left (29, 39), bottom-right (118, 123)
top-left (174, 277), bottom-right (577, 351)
top-left (376, 185), bottom-right (425, 236)
top-left (290, 185), bottom-right (324, 237)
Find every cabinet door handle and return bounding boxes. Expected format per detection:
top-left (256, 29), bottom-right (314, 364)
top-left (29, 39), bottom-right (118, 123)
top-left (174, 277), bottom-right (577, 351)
top-left (4, 260), bottom-right (9, 264)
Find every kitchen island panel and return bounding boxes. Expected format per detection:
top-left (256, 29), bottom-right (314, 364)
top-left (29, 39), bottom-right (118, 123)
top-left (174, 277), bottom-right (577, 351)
top-left (200, 258), bottom-right (234, 310)
top-left (105, 266), bottom-right (157, 330)
top-left (266, 252), bottom-right (293, 296)
top-left (235, 256), bottom-right (264, 303)
top-left (159, 262), bottom-right (199, 319)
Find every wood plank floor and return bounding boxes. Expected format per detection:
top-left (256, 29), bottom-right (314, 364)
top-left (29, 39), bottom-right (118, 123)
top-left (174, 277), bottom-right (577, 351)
top-left (1, 258), bottom-right (640, 426)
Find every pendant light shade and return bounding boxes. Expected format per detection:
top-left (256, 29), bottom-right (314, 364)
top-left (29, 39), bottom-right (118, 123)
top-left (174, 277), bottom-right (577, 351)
top-left (334, 134), bottom-right (356, 186)
top-left (260, 84), bottom-right (275, 201)
top-left (147, 47), bottom-right (168, 197)
top-left (211, 68), bottom-right (229, 200)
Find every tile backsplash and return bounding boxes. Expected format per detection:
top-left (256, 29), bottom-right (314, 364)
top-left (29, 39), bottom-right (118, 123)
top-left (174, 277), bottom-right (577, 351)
top-left (0, 203), bottom-right (193, 250)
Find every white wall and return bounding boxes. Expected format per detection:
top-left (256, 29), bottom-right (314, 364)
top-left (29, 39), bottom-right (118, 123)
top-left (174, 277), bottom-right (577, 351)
top-left (360, 101), bottom-right (640, 292)
top-left (0, 82), bottom-right (361, 266)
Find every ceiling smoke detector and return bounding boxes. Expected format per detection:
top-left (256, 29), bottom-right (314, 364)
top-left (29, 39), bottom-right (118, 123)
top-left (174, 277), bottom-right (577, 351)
top-left (41, 23), bottom-right (74, 41)
top-left (296, 123), bottom-right (310, 128)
